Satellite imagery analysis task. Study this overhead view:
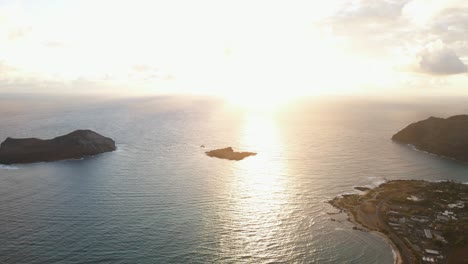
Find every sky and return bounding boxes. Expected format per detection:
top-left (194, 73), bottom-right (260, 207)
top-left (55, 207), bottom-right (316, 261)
top-left (0, 0), bottom-right (467, 101)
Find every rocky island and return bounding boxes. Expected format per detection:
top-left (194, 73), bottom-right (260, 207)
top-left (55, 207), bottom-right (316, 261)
top-left (330, 180), bottom-right (468, 264)
top-left (205, 147), bottom-right (256, 161)
top-left (0, 130), bottom-right (116, 164)
top-left (392, 115), bottom-right (468, 162)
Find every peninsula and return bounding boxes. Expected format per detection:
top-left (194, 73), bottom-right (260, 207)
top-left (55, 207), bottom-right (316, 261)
top-left (0, 130), bottom-right (116, 164)
top-left (205, 147), bottom-right (256, 161)
top-left (330, 180), bottom-right (468, 264)
top-left (392, 115), bottom-right (468, 162)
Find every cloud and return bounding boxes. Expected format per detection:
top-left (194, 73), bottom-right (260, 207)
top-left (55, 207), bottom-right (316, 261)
top-left (402, 0), bottom-right (468, 25)
top-left (8, 27), bottom-right (31, 40)
top-left (0, 61), bottom-right (19, 79)
top-left (429, 8), bottom-right (468, 56)
top-left (324, 0), bottom-right (412, 56)
top-left (44, 41), bottom-right (65, 48)
top-left (1, 0), bottom-right (467, 95)
top-left (130, 64), bottom-right (174, 81)
top-left (0, 76), bottom-right (128, 95)
top-left (132, 64), bottom-right (153, 73)
top-left (130, 64), bottom-right (161, 80)
top-left (419, 46), bottom-right (467, 75)
top-left (325, 0), bottom-right (468, 75)
top-left (334, 0), bottom-right (409, 21)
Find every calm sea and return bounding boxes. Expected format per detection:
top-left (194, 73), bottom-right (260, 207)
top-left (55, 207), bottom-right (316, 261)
top-left (1, 94), bottom-right (468, 264)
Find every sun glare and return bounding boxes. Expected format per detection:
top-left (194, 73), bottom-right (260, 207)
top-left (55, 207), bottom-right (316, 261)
top-left (0, 0), bottom-right (396, 96)
top-left (218, 112), bottom-right (292, 255)
top-left (223, 89), bottom-right (298, 112)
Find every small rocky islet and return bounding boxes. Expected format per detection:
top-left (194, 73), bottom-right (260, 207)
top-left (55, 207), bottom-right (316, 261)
top-left (0, 130), bottom-right (116, 164)
top-left (205, 147), bottom-right (256, 161)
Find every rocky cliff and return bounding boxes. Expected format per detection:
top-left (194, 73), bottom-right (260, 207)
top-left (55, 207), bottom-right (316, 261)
top-left (392, 115), bottom-right (468, 162)
top-left (0, 130), bottom-right (116, 164)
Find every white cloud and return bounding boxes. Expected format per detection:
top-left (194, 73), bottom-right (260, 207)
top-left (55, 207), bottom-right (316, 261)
top-left (44, 41), bottom-right (66, 48)
top-left (7, 26), bottom-right (31, 40)
top-left (429, 8), bottom-right (468, 56)
top-left (0, 0), bottom-right (468, 96)
top-left (324, 0), bottom-right (412, 57)
top-left (402, 0), bottom-right (468, 25)
top-left (326, 0), bottom-right (468, 78)
top-left (419, 44), bottom-right (467, 75)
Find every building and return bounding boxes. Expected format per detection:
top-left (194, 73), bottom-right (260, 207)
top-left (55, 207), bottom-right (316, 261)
top-left (424, 229), bottom-right (433, 239)
top-left (437, 215), bottom-right (449, 222)
top-left (411, 216), bottom-right (429, 223)
top-left (425, 249), bottom-right (440, 255)
top-left (422, 256), bottom-right (436, 262)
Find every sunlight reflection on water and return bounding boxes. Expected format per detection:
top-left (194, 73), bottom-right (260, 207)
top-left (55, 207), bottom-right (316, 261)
top-left (3, 96), bottom-right (468, 263)
top-left (217, 113), bottom-right (296, 262)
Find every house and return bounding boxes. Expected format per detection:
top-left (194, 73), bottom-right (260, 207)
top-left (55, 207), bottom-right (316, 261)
top-left (424, 229), bottom-right (433, 239)
top-left (437, 215), bottom-right (449, 222)
top-left (425, 249), bottom-right (440, 255)
top-left (422, 256), bottom-right (436, 262)
top-left (434, 233), bottom-right (447, 243)
top-left (411, 216), bottom-right (429, 223)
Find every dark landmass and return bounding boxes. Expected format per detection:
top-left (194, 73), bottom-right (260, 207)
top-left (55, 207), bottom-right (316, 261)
top-left (0, 130), bottom-right (116, 164)
top-left (330, 180), bottom-right (468, 264)
top-left (354, 186), bottom-right (371, 192)
top-left (392, 115), bottom-right (468, 162)
top-left (205, 147), bottom-right (256, 161)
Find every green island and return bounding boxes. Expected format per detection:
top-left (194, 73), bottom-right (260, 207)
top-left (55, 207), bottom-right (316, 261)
top-left (330, 180), bottom-right (468, 264)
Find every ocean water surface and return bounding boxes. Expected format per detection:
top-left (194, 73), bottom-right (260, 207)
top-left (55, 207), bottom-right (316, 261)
top-left (1, 95), bottom-right (468, 263)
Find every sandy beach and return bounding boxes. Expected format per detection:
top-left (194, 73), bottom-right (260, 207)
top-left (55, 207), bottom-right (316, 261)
top-left (338, 206), bottom-right (403, 264)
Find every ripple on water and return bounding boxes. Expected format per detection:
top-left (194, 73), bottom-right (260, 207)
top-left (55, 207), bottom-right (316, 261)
top-left (1, 97), bottom-right (468, 264)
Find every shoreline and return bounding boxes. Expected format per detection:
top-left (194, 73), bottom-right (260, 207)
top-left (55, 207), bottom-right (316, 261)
top-left (339, 207), bottom-right (403, 264)
top-left (329, 181), bottom-right (419, 263)
top-left (372, 230), bottom-right (403, 264)
top-left (331, 180), bottom-right (468, 264)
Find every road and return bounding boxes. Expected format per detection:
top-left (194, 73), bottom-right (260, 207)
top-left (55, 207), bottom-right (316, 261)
top-left (374, 191), bottom-right (418, 264)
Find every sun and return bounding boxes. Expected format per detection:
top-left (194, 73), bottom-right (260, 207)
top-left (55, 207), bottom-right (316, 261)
top-left (222, 87), bottom-right (298, 112)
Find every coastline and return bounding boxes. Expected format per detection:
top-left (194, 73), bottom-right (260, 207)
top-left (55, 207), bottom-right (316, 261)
top-left (403, 142), bottom-right (468, 165)
top-left (339, 207), bottom-right (403, 264)
top-left (328, 182), bottom-right (418, 263)
top-left (331, 180), bottom-right (468, 264)
top-left (372, 230), bottom-right (403, 264)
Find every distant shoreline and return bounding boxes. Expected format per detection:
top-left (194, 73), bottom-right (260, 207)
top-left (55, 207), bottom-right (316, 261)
top-left (392, 115), bottom-right (468, 164)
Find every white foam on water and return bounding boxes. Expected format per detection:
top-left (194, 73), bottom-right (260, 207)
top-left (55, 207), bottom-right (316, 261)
top-left (429, 179), bottom-right (450, 183)
top-left (391, 247), bottom-right (398, 264)
top-left (336, 191), bottom-right (360, 198)
top-left (115, 144), bottom-right (126, 152)
top-left (0, 164), bottom-right (19, 170)
top-left (367, 177), bottom-right (388, 187)
top-left (408, 144), bottom-right (468, 164)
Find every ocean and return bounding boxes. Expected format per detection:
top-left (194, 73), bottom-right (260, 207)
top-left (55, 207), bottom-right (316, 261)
top-left (1, 94), bottom-right (468, 263)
